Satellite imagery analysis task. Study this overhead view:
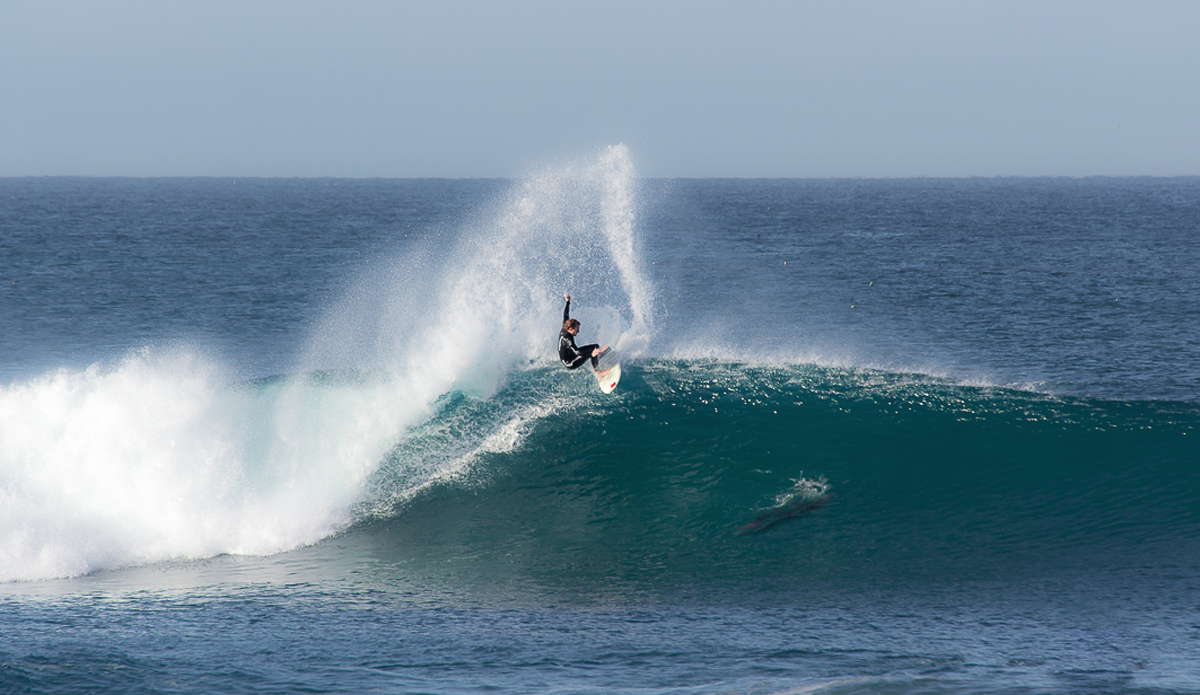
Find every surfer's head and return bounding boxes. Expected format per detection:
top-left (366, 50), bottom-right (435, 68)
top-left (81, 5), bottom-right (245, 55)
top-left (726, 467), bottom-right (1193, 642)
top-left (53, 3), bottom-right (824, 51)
top-left (563, 318), bottom-right (580, 334)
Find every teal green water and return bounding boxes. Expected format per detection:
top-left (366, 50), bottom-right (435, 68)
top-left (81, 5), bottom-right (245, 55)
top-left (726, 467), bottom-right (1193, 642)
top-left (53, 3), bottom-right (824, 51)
top-left (359, 360), bottom-right (1200, 600)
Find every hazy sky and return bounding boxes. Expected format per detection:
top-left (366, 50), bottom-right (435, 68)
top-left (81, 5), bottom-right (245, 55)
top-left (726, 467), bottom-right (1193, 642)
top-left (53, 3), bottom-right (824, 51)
top-left (2, 1), bottom-right (1197, 177)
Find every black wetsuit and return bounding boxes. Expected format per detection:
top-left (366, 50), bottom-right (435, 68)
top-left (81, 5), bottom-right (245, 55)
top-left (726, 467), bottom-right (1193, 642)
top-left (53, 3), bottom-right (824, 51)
top-left (559, 297), bottom-right (601, 370)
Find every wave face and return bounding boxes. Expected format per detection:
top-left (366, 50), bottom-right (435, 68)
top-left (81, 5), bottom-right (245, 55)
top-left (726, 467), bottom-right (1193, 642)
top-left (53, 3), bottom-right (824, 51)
top-left (354, 360), bottom-right (1200, 597)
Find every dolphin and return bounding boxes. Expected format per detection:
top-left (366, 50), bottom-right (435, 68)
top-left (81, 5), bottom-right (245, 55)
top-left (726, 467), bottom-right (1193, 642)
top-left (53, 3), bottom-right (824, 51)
top-left (737, 493), bottom-right (830, 535)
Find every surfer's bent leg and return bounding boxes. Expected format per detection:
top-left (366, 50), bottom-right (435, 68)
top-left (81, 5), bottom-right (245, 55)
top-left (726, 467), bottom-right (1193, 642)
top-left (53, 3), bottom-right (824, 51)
top-left (565, 344), bottom-right (599, 370)
top-left (582, 344), bottom-right (601, 369)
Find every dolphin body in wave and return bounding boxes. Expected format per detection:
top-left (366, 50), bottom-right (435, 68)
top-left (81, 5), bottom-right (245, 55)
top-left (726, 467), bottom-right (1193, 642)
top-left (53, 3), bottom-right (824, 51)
top-left (737, 493), bottom-right (830, 535)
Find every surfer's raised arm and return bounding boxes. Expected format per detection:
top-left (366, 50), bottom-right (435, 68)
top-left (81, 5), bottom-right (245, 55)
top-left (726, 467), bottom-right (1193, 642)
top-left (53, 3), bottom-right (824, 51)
top-left (563, 293), bottom-right (571, 323)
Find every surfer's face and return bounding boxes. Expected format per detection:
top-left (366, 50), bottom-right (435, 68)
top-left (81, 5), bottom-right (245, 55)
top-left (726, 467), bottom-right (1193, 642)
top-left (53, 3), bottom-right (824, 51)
top-left (568, 325), bottom-right (579, 335)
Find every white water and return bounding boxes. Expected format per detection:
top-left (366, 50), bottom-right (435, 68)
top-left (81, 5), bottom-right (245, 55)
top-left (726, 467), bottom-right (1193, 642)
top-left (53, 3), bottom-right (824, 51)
top-left (0, 145), bottom-right (653, 582)
top-left (0, 351), bottom-right (423, 582)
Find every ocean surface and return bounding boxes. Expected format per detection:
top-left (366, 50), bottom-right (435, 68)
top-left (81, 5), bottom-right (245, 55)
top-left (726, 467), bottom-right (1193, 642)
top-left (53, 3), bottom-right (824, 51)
top-left (2, 147), bottom-right (1199, 694)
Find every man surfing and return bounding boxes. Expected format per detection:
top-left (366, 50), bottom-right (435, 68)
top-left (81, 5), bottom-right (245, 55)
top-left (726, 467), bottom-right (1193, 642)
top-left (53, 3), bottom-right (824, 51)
top-left (559, 293), bottom-right (608, 370)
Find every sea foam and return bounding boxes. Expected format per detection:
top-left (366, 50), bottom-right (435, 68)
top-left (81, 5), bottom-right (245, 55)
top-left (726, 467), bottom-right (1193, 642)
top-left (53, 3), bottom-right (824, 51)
top-left (0, 350), bottom-right (422, 582)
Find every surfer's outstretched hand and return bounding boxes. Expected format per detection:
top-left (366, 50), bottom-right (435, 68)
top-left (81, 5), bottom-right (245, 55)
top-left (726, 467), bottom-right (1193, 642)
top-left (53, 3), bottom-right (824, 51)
top-left (564, 293), bottom-right (570, 301)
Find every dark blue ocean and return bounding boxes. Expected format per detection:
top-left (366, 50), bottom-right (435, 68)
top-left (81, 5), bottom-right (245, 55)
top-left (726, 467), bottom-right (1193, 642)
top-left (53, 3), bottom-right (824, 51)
top-left (3, 148), bottom-right (1199, 694)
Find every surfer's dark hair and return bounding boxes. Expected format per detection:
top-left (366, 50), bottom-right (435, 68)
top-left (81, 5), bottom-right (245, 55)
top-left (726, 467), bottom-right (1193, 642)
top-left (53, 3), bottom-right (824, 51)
top-left (564, 318), bottom-right (580, 331)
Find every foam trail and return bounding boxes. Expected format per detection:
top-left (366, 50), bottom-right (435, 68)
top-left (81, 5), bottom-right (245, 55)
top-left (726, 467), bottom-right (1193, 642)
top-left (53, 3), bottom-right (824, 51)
top-left (0, 146), bottom-right (654, 582)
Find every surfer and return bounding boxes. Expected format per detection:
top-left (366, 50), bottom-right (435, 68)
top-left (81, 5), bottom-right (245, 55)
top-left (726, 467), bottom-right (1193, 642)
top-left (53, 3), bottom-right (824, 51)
top-left (559, 293), bottom-right (608, 370)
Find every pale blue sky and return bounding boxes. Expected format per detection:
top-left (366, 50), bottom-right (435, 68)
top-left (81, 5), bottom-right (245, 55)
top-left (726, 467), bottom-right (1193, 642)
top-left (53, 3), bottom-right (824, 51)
top-left (2, 1), bottom-right (1197, 177)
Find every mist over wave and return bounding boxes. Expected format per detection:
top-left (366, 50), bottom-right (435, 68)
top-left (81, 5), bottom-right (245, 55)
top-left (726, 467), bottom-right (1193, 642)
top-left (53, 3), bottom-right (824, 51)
top-left (0, 145), bottom-right (653, 582)
top-left (302, 143), bottom-right (654, 376)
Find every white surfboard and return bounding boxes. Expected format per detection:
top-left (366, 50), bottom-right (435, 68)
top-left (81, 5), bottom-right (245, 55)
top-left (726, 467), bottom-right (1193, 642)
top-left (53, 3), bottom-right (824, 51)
top-left (593, 348), bottom-right (622, 394)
